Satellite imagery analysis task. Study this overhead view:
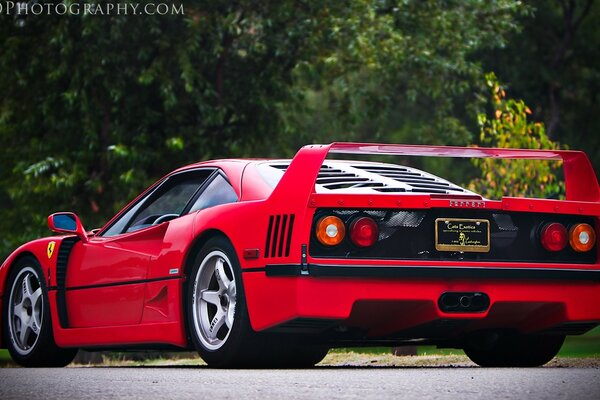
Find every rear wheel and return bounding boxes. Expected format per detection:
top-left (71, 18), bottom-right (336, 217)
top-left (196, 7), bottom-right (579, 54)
top-left (3, 256), bottom-right (77, 367)
top-left (187, 237), bottom-right (328, 368)
top-left (284, 344), bottom-right (329, 367)
top-left (463, 331), bottom-right (564, 367)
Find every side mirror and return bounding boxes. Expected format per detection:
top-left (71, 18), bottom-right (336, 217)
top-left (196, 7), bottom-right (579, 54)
top-left (48, 212), bottom-right (88, 242)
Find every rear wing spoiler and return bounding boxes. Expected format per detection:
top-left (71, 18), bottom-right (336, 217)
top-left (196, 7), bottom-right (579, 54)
top-left (269, 142), bottom-right (600, 203)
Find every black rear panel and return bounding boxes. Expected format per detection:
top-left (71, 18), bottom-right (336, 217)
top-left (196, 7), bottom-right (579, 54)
top-left (309, 208), bottom-right (597, 264)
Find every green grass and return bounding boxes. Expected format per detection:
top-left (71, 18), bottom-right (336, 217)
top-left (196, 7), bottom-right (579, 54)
top-left (335, 327), bottom-right (600, 358)
top-left (559, 327), bottom-right (600, 357)
top-left (0, 349), bottom-right (13, 366)
top-left (331, 347), bottom-right (391, 355)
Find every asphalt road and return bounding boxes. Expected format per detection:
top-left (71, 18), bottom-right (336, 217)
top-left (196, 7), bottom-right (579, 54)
top-left (2, 367), bottom-right (600, 400)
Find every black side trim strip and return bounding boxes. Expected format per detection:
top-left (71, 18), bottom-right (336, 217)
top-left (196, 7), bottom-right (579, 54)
top-left (265, 264), bottom-right (600, 281)
top-left (49, 275), bottom-right (180, 292)
top-left (266, 264), bottom-right (303, 276)
top-left (56, 237), bottom-right (80, 328)
top-left (241, 267), bottom-right (267, 273)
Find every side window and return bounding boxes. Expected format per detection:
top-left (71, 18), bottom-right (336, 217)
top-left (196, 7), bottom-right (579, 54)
top-left (101, 169), bottom-right (213, 237)
top-left (189, 174), bottom-right (238, 213)
top-left (127, 178), bottom-right (204, 231)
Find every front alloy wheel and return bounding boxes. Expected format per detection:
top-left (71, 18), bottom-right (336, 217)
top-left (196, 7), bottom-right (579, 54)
top-left (3, 256), bottom-right (77, 367)
top-left (8, 267), bottom-right (43, 356)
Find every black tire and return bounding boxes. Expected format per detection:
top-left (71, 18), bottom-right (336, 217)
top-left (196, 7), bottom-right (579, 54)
top-left (186, 236), bottom-right (328, 368)
top-left (285, 344), bottom-right (329, 368)
top-left (3, 256), bottom-right (77, 367)
top-left (463, 330), bottom-right (565, 367)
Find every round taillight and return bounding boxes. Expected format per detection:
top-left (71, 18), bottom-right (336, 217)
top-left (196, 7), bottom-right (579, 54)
top-left (350, 217), bottom-right (379, 247)
top-left (316, 216), bottom-right (346, 246)
top-left (569, 223), bottom-right (596, 252)
top-left (540, 222), bottom-right (568, 252)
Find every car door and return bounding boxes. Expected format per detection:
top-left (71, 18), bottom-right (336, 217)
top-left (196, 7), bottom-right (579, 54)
top-left (63, 169), bottom-right (214, 328)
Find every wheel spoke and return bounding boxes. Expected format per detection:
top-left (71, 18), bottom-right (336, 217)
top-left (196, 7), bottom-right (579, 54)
top-left (214, 258), bottom-right (231, 290)
top-left (30, 316), bottom-right (41, 335)
top-left (201, 290), bottom-right (221, 307)
top-left (19, 324), bottom-right (31, 346)
top-left (31, 287), bottom-right (42, 309)
top-left (13, 302), bottom-right (24, 322)
top-left (22, 274), bottom-right (33, 298)
top-left (226, 303), bottom-right (235, 329)
top-left (208, 310), bottom-right (226, 339)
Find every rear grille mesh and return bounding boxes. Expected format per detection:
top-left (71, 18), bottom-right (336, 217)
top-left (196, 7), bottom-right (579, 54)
top-left (265, 214), bottom-right (295, 258)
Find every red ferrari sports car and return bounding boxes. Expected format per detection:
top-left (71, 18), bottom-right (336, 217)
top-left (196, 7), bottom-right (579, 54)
top-left (1, 142), bottom-right (599, 368)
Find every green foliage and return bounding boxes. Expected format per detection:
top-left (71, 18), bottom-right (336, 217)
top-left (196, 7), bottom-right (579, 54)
top-left (468, 73), bottom-right (564, 199)
top-left (0, 1), bottom-right (527, 260)
top-left (283, 0), bottom-right (528, 148)
top-left (479, 0), bottom-right (600, 175)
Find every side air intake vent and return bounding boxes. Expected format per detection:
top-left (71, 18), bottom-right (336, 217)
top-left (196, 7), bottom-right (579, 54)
top-left (56, 236), bottom-right (80, 328)
top-left (265, 214), bottom-right (295, 258)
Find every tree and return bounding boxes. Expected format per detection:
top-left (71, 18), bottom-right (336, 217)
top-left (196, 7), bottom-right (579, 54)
top-left (283, 1), bottom-right (527, 148)
top-left (468, 73), bottom-right (564, 199)
top-left (479, 0), bottom-right (600, 174)
top-left (0, 1), bottom-right (526, 259)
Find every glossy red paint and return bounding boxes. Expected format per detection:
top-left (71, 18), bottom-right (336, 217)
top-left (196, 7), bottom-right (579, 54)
top-left (243, 273), bottom-right (600, 334)
top-left (0, 142), bottom-right (599, 352)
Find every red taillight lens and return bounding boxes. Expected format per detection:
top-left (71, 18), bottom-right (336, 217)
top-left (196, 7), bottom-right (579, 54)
top-left (540, 222), bottom-right (568, 252)
top-left (569, 223), bottom-right (596, 252)
top-left (350, 217), bottom-right (379, 247)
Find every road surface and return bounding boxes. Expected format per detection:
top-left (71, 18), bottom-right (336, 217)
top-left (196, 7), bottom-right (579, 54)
top-left (2, 366), bottom-right (600, 399)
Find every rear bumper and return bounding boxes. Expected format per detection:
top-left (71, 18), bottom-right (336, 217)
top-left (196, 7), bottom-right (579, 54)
top-left (243, 264), bottom-right (600, 338)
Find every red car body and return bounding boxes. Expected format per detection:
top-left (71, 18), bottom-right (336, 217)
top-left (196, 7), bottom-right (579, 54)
top-left (1, 142), bottom-right (599, 367)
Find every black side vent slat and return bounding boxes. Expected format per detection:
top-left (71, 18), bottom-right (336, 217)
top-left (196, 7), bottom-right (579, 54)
top-left (285, 215), bottom-right (295, 256)
top-left (271, 215), bottom-right (281, 257)
top-left (278, 215), bottom-right (288, 257)
top-left (264, 215), bottom-right (274, 258)
top-left (265, 214), bottom-right (295, 258)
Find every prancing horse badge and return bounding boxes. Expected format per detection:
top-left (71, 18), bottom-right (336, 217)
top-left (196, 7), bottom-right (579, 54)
top-left (47, 241), bottom-right (56, 259)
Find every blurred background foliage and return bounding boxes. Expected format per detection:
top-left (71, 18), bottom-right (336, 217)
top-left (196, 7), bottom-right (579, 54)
top-left (0, 0), bottom-right (598, 259)
top-left (468, 73), bottom-right (565, 199)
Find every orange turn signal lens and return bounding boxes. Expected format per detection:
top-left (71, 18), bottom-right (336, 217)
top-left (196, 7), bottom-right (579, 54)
top-left (569, 223), bottom-right (596, 252)
top-left (316, 216), bottom-right (346, 246)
